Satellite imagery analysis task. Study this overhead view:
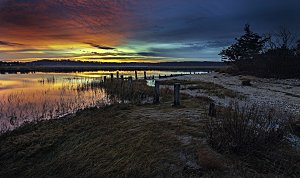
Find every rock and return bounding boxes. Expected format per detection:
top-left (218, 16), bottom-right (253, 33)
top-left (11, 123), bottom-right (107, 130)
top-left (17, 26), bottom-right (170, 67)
top-left (241, 79), bottom-right (251, 86)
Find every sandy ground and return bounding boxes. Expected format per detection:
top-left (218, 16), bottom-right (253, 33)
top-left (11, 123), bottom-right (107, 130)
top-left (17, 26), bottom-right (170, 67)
top-left (160, 72), bottom-right (300, 116)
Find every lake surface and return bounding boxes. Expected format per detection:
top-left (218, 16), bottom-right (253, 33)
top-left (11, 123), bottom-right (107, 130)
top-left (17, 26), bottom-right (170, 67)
top-left (0, 70), bottom-right (205, 132)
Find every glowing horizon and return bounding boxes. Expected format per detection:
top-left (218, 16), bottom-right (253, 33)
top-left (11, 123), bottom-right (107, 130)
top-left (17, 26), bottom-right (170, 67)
top-left (0, 0), bottom-right (299, 62)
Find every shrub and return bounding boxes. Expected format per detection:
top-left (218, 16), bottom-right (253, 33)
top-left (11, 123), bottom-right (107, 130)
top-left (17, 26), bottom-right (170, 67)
top-left (204, 104), bottom-right (300, 176)
top-left (241, 78), bottom-right (252, 86)
top-left (205, 103), bottom-right (292, 155)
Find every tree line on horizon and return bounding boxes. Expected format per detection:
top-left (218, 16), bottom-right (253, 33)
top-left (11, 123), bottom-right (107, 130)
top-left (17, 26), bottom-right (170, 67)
top-left (220, 24), bottom-right (300, 78)
top-left (0, 60), bottom-right (224, 67)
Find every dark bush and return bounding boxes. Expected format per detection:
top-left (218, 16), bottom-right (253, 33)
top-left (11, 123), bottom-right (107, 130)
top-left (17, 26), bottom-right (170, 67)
top-left (241, 79), bottom-right (251, 86)
top-left (204, 104), bottom-right (300, 175)
top-left (205, 103), bottom-right (292, 155)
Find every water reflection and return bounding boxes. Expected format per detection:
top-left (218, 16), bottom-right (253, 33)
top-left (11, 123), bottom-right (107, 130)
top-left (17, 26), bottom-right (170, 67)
top-left (0, 76), bottom-right (110, 132)
top-left (0, 70), bottom-right (202, 132)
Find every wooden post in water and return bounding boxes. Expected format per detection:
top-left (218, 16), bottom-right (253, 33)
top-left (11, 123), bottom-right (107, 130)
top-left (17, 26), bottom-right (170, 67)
top-left (103, 76), bottom-right (107, 83)
top-left (208, 103), bottom-right (216, 117)
top-left (173, 83), bottom-right (180, 106)
top-left (116, 71), bottom-right (119, 79)
top-left (144, 71), bottom-right (147, 80)
top-left (120, 75), bottom-right (124, 80)
top-left (153, 81), bottom-right (160, 104)
top-left (110, 73), bottom-right (114, 81)
top-left (135, 71), bottom-right (138, 80)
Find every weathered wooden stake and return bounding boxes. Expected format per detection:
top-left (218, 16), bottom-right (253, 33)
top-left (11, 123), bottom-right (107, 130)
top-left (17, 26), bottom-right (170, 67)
top-left (208, 103), bottom-right (216, 117)
top-left (153, 81), bottom-right (160, 104)
top-left (128, 76), bottom-right (133, 87)
top-left (116, 71), bottom-right (119, 79)
top-left (103, 76), bottom-right (107, 83)
top-left (173, 83), bottom-right (180, 106)
top-left (120, 75), bottom-right (124, 80)
top-left (135, 71), bottom-right (138, 80)
top-left (110, 73), bottom-right (114, 80)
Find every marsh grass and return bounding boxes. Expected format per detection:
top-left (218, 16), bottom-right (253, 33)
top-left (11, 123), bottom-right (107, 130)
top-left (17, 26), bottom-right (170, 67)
top-left (0, 77), bottom-right (110, 132)
top-left (99, 79), bottom-right (155, 104)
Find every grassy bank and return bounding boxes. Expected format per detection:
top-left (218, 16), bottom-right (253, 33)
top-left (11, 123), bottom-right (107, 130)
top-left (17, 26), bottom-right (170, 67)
top-left (0, 97), bottom-right (211, 177)
top-left (0, 78), bottom-right (299, 177)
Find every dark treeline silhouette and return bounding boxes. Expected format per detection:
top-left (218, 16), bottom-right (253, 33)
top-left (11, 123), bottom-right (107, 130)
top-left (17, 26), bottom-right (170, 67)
top-left (220, 24), bottom-right (300, 78)
top-left (0, 60), bottom-right (101, 67)
top-left (0, 60), bottom-right (225, 73)
top-left (0, 59), bottom-right (224, 67)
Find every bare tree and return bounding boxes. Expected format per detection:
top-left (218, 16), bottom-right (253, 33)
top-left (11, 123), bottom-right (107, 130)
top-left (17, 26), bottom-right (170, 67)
top-left (274, 26), bottom-right (296, 49)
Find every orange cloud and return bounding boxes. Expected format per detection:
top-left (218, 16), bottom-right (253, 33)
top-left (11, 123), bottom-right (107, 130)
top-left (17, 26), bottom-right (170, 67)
top-left (0, 0), bottom-right (136, 60)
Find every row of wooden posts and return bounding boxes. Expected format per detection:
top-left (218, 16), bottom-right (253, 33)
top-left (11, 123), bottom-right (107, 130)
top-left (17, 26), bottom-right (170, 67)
top-left (103, 71), bottom-right (155, 81)
top-left (104, 71), bottom-right (198, 81)
top-left (103, 71), bottom-right (217, 112)
top-left (103, 71), bottom-right (182, 106)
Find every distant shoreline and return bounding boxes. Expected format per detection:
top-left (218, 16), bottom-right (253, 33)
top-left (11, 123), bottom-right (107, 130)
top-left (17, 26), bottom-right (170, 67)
top-left (0, 65), bottom-right (226, 73)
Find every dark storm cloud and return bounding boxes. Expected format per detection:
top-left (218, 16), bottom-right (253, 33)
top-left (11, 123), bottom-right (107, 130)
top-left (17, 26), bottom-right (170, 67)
top-left (0, 40), bottom-right (23, 46)
top-left (133, 0), bottom-right (300, 43)
top-left (85, 43), bottom-right (115, 50)
top-left (125, 0), bottom-right (300, 60)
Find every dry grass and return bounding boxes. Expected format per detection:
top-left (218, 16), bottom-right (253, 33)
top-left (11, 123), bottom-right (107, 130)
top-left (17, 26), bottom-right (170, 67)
top-left (0, 105), bottom-right (181, 177)
top-left (0, 93), bottom-right (214, 178)
top-left (196, 145), bottom-right (225, 171)
top-left (100, 79), bottom-right (155, 104)
top-left (160, 79), bottom-right (241, 98)
top-left (160, 79), bottom-right (199, 85)
top-left (187, 82), bottom-right (239, 98)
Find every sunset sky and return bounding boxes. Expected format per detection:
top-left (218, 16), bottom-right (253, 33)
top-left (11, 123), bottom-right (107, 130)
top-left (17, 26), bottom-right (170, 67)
top-left (0, 0), bottom-right (299, 62)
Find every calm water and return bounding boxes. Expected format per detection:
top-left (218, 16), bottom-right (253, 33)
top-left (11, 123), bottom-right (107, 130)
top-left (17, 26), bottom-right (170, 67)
top-left (0, 70), bottom-right (203, 132)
